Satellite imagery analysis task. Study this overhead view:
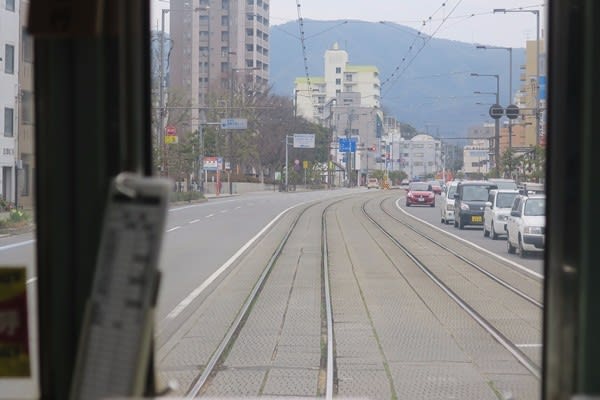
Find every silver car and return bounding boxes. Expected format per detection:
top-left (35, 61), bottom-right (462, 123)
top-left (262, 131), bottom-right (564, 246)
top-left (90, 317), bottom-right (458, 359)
top-left (440, 181), bottom-right (459, 224)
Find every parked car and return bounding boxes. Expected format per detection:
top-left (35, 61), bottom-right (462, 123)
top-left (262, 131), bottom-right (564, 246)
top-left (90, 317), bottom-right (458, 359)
top-left (483, 189), bottom-right (519, 239)
top-left (487, 178), bottom-right (518, 190)
top-left (367, 178), bottom-right (379, 189)
top-left (406, 182), bottom-right (435, 207)
top-left (440, 181), bottom-right (459, 224)
top-left (428, 181), bottom-right (443, 195)
top-left (506, 194), bottom-right (546, 257)
top-left (453, 181), bottom-right (498, 229)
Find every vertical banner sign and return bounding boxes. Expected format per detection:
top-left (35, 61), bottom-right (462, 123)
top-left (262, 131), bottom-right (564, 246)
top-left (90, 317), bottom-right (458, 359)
top-left (164, 126), bottom-right (178, 144)
top-left (0, 267), bottom-right (30, 377)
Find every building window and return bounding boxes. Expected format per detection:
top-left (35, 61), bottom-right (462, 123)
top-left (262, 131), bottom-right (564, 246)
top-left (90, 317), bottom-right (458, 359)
top-left (4, 108), bottom-right (14, 137)
top-left (199, 46), bottom-right (208, 54)
top-left (246, 44), bottom-right (253, 52)
top-left (4, 44), bottom-right (14, 74)
top-left (221, 16), bottom-right (229, 26)
top-left (200, 0), bottom-right (209, 5)
top-left (345, 73), bottom-right (353, 81)
top-left (222, 0), bottom-right (229, 10)
top-left (221, 47), bottom-right (229, 56)
top-left (344, 85), bottom-right (352, 92)
top-left (199, 31), bottom-right (209, 39)
top-left (247, 0), bottom-right (254, 4)
top-left (335, 78), bottom-right (341, 85)
top-left (21, 91), bottom-right (34, 125)
top-left (246, 59), bottom-right (253, 67)
top-left (5, 0), bottom-right (14, 11)
top-left (335, 67), bottom-right (341, 74)
top-left (221, 31), bottom-right (229, 41)
top-left (336, 89), bottom-right (341, 95)
top-left (248, 14), bottom-right (255, 21)
top-left (246, 28), bottom-right (254, 36)
top-left (221, 62), bottom-right (229, 72)
top-left (23, 29), bottom-right (33, 63)
top-left (199, 15), bottom-right (209, 23)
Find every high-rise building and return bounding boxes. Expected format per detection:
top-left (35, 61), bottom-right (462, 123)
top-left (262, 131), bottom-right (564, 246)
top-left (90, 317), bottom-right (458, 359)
top-left (168, 0), bottom-right (269, 133)
top-left (294, 42), bottom-right (381, 124)
top-left (0, 0), bottom-right (19, 204)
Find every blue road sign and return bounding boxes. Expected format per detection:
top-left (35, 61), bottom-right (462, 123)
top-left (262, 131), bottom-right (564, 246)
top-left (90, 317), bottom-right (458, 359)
top-left (339, 138), bottom-right (356, 152)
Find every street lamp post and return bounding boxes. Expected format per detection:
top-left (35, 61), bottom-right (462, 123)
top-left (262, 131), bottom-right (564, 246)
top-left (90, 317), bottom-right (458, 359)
top-left (494, 8), bottom-right (541, 145)
top-left (476, 45), bottom-right (513, 176)
top-left (472, 73), bottom-right (501, 173)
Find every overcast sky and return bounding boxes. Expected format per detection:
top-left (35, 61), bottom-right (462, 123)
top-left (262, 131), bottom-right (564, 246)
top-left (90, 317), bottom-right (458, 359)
top-left (269, 0), bottom-right (545, 48)
top-left (152, 1), bottom-right (546, 48)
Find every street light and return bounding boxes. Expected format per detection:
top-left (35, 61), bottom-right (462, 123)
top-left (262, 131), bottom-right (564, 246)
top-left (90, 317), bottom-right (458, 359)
top-left (476, 44), bottom-right (514, 171)
top-left (471, 73), bottom-right (501, 173)
top-left (493, 8), bottom-right (541, 145)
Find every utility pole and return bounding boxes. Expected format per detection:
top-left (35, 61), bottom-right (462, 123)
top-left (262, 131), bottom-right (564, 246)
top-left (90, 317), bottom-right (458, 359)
top-left (159, 8), bottom-right (169, 175)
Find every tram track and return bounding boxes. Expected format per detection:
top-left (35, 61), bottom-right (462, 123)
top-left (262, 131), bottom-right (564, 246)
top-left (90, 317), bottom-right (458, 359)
top-left (361, 196), bottom-right (542, 380)
top-left (381, 197), bottom-right (543, 309)
top-left (185, 198), bottom-right (339, 398)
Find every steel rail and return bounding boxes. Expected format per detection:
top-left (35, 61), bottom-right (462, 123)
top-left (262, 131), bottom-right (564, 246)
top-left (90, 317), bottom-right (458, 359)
top-left (361, 200), bottom-right (542, 380)
top-left (380, 198), bottom-right (543, 309)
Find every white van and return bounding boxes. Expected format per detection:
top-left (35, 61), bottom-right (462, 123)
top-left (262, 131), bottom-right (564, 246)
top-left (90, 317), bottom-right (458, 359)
top-left (440, 181), bottom-right (459, 224)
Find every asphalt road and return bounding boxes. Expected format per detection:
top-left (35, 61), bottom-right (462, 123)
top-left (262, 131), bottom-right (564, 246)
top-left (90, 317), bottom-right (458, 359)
top-left (394, 192), bottom-right (544, 276)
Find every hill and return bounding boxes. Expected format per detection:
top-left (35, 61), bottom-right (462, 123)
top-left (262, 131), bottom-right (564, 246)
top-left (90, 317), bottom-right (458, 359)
top-left (269, 20), bottom-right (525, 137)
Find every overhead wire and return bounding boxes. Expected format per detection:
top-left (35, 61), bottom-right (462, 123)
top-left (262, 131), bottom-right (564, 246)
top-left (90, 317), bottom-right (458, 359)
top-left (381, 0), bottom-right (465, 96)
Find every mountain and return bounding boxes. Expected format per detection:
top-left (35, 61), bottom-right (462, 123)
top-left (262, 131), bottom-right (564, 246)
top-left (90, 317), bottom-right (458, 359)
top-left (269, 20), bottom-right (525, 137)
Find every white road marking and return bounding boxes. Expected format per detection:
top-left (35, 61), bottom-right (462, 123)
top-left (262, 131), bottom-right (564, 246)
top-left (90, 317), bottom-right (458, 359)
top-left (166, 226), bottom-right (181, 233)
top-left (206, 214), bottom-right (214, 218)
top-left (516, 344), bottom-right (543, 348)
top-left (169, 199), bottom-right (237, 212)
top-left (26, 277), bottom-right (37, 285)
top-left (164, 203), bottom-right (303, 320)
top-left (394, 198), bottom-right (544, 280)
top-left (0, 239), bottom-right (35, 252)
top-left (220, 210), bottom-right (228, 214)
top-left (235, 206), bottom-right (242, 210)
top-left (189, 219), bottom-right (201, 224)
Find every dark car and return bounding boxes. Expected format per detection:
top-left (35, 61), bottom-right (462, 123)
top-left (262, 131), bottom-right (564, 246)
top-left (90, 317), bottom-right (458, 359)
top-left (406, 182), bottom-right (436, 207)
top-left (453, 181), bottom-right (498, 229)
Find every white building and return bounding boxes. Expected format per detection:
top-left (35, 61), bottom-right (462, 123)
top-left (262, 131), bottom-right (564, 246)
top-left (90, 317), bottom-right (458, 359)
top-left (0, 0), bottom-right (19, 204)
top-left (294, 42), bottom-right (380, 123)
top-left (463, 139), bottom-right (490, 175)
top-left (397, 134), bottom-right (442, 179)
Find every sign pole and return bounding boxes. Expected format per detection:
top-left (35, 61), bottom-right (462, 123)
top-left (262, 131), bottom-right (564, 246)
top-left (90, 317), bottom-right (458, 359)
top-left (285, 135), bottom-right (289, 192)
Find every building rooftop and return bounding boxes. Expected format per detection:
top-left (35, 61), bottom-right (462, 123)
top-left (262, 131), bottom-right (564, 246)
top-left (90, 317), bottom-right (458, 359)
top-left (294, 77), bottom-right (325, 85)
top-left (412, 134), bottom-right (436, 141)
top-left (345, 64), bottom-right (379, 73)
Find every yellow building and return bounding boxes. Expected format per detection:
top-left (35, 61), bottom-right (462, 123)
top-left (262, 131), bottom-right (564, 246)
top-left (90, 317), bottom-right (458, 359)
top-left (515, 39), bottom-right (546, 148)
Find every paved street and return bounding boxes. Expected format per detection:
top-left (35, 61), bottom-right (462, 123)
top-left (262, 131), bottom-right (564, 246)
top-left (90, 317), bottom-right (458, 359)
top-left (0, 189), bottom-right (544, 399)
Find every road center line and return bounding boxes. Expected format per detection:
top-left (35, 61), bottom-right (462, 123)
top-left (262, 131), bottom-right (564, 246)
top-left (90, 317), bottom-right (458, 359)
top-left (220, 210), bottom-right (228, 214)
top-left (516, 344), bottom-right (543, 348)
top-left (166, 226), bottom-right (181, 233)
top-left (189, 219), bottom-right (201, 224)
top-left (206, 214), bottom-right (214, 218)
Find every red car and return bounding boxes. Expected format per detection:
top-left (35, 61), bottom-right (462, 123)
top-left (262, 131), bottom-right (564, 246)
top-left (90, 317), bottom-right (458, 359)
top-left (406, 182), bottom-right (436, 207)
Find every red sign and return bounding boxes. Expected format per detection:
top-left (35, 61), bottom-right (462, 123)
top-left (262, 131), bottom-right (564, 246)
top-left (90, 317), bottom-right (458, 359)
top-left (166, 126), bottom-right (176, 136)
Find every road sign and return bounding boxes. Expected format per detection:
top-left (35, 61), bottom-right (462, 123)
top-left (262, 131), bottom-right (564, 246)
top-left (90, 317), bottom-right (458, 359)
top-left (293, 133), bottom-right (315, 148)
top-left (303, 160), bottom-right (308, 169)
top-left (489, 104), bottom-right (504, 119)
top-left (165, 125), bottom-right (178, 144)
top-left (220, 118), bottom-right (248, 130)
top-left (203, 156), bottom-right (223, 171)
top-left (339, 138), bottom-right (356, 152)
top-left (505, 104), bottom-right (520, 119)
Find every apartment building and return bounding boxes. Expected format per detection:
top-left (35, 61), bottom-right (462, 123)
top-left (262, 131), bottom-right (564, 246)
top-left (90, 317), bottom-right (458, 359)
top-left (0, 0), bottom-right (19, 204)
top-left (463, 139), bottom-right (491, 175)
top-left (294, 42), bottom-right (381, 123)
top-left (516, 39), bottom-right (546, 147)
top-left (397, 134), bottom-right (442, 179)
top-left (168, 0), bottom-right (269, 133)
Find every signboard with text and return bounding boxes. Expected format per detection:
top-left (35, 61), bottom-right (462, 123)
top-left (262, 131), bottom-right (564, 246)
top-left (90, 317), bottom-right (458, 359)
top-left (203, 156), bottom-right (223, 171)
top-left (339, 138), bottom-right (356, 152)
top-left (165, 126), bottom-right (178, 144)
top-left (220, 118), bottom-right (248, 130)
top-left (293, 133), bottom-right (315, 149)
